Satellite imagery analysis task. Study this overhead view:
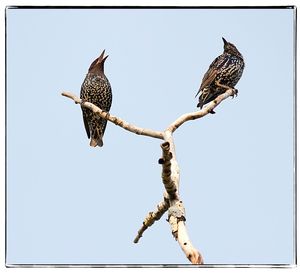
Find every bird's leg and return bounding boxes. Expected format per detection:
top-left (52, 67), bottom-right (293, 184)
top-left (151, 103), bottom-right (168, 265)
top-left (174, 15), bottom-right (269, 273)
top-left (215, 80), bottom-right (238, 98)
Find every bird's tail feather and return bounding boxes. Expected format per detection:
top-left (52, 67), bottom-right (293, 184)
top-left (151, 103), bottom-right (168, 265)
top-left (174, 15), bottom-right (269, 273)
top-left (90, 137), bottom-right (103, 147)
top-left (197, 88), bottom-right (217, 109)
top-left (90, 126), bottom-right (104, 147)
top-left (197, 100), bottom-right (204, 109)
top-left (195, 88), bottom-right (201, 98)
top-left (197, 89), bottom-right (209, 108)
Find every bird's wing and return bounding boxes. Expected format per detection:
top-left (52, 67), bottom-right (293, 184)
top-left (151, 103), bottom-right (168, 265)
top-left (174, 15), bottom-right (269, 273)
top-left (81, 107), bottom-right (90, 139)
top-left (200, 68), bottom-right (218, 90)
top-left (195, 56), bottom-right (221, 98)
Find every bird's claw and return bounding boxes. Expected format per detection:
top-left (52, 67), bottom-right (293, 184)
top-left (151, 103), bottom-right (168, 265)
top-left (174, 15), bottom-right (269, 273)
top-left (230, 88), bottom-right (238, 98)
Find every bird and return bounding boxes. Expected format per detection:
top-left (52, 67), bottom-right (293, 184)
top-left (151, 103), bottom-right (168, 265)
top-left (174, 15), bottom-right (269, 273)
top-left (195, 37), bottom-right (245, 113)
top-left (80, 50), bottom-right (112, 147)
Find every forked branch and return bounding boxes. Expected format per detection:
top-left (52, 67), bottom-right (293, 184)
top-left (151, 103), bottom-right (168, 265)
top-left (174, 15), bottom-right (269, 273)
top-left (62, 88), bottom-right (235, 136)
top-left (61, 88), bottom-right (234, 264)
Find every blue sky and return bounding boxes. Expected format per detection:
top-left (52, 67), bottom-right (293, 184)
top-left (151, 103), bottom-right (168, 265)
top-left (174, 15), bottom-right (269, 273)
top-left (6, 7), bottom-right (295, 265)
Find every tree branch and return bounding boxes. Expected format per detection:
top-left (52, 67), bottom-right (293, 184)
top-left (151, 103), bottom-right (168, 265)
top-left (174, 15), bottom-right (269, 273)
top-left (162, 130), bottom-right (203, 264)
top-left (159, 141), bottom-right (178, 199)
top-left (133, 197), bottom-right (170, 244)
top-left (61, 88), bottom-right (234, 264)
top-left (177, 220), bottom-right (203, 264)
top-left (61, 92), bottom-right (164, 140)
top-left (167, 88), bottom-right (235, 133)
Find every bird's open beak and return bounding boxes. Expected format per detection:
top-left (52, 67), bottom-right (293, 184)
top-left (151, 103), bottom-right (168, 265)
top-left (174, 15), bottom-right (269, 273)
top-left (97, 50), bottom-right (108, 64)
top-left (99, 50), bottom-right (105, 60)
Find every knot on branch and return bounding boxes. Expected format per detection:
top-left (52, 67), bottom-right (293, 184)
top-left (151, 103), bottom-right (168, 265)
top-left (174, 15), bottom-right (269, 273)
top-left (168, 201), bottom-right (186, 222)
top-left (159, 142), bottom-right (173, 164)
top-left (161, 141), bottom-right (170, 150)
top-left (158, 158), bottom-right (165, 164)
top-left (167, 201), bottom-right (186, 240)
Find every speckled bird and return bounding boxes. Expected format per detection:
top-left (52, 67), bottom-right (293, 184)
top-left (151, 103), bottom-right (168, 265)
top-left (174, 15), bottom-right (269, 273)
top-left (80, 50), bottom-right (112, 147)
top-left (195, 37), bottom-right (245, 113)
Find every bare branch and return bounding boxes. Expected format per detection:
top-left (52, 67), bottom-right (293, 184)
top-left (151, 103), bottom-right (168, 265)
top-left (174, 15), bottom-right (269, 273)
top-left (162, 131), bottom-right (203, 264)
top-left (167, 88), bottom-right (235, 133)
top-left (163, 131), bottom-right (180, 189)
top-left (62, 88), bottom-right (235, 264)
top-left (61, 91), bottom-right (82, 103)
top-left (133, 197), bottom-right (170, 244)
top-left (159, 141), bottom-right (178, 199)
top-left (177, 221), bottom-right (204, 264)
top-left (167, 201), bottom-right (203, 264)
top-left (61, 91), bottom-right (164, 140)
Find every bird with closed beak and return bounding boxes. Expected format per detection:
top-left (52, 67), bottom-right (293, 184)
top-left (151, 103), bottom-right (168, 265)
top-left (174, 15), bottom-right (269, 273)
top-left (195, 37), bottom-right (245, 113)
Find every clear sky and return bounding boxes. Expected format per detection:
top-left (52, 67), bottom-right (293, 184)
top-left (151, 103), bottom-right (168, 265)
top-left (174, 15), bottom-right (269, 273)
top-left (6, 7), bottom-right (295, 265)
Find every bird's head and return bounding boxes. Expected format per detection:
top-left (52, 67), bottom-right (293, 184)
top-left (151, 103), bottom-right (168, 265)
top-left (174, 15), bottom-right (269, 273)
top-left (88, 50), bottom-right (108, 74)
top-left (222, 37), bottom-right (243, 59)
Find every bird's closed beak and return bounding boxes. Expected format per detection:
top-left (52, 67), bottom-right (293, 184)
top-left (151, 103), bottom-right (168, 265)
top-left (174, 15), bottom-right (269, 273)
top-left (222, 37), bottom-right (228, 45)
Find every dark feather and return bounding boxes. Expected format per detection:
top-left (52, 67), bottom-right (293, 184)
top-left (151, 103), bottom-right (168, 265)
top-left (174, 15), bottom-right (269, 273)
top-left (195, 38), bottom-right (245, 110)
top-left (80, 50), bottom-right (112, 148)
top-left (81, 107), bottom-right (90, 139)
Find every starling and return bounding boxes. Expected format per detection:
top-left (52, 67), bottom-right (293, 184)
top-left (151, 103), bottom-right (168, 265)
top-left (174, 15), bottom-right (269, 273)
top-left (80, 50), bottom-right (112, 147)
top-left (195, 37), bottom-right (245, 113)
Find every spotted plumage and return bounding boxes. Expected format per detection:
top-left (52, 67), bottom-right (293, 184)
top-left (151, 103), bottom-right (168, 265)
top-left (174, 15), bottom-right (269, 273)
top-left (80, 50), bottom-right (112, 147)
top-left (195, 37), bottom-right (245, 113)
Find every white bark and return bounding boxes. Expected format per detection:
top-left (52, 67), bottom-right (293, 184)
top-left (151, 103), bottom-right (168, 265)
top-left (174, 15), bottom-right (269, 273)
top-left (61, 88), bottom-right (235, 264)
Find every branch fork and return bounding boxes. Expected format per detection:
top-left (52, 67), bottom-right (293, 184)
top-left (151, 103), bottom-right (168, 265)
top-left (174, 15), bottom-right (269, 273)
top-left (61, 88), bottom-right (235, 264)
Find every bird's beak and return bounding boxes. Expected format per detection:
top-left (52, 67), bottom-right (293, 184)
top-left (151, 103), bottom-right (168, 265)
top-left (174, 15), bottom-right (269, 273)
top-left (222, 37), bottom-right (228, 45)
top-left (99, 49), bottom-right (105, 60)
top-left (97, 50), bottom-right (108, 64)
top-left (102, 55), bottom-right (109, 63)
